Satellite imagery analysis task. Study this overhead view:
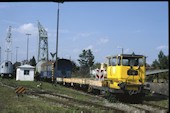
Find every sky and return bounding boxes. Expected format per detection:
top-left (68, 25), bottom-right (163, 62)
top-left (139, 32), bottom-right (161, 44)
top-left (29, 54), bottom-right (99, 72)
top-left (0, 2), bottom-right (168, 65)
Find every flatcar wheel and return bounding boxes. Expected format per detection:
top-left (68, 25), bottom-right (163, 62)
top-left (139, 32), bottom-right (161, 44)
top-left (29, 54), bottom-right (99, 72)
top-left (9, 74), bottom-right (12, 77)
top-left (1, 74), bottom-right (4, 77)
top-left (87, 85), bottom-right (93, 93)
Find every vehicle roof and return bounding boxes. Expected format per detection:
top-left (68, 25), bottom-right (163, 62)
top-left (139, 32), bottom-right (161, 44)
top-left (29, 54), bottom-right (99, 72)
top-left (106, 54), bottom-right (145, 58)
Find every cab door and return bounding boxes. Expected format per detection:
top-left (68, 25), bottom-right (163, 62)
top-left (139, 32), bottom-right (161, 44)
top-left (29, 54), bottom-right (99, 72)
top-left (107, 57), bottom-right (117, 79)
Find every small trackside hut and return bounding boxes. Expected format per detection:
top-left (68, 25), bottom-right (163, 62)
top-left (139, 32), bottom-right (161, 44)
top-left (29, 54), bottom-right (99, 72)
top-left (16, 64), bottom-right (35, 81)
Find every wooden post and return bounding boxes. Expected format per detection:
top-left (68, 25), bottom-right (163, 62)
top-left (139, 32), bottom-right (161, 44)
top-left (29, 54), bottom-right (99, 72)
top-left (52, 62), bottom-right (54, 83)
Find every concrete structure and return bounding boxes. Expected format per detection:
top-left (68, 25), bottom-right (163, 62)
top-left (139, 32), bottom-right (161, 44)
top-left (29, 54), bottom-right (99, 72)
top-left (16, 64), bottom-right (35, 81)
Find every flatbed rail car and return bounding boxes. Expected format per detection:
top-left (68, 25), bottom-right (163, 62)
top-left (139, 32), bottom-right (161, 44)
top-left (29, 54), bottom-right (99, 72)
top-left (56, 53), bottom-right (149, 98)
top-left (56, 77), bottom-right (133, 94)
top-left (56, 77), bottom-right (104, 93)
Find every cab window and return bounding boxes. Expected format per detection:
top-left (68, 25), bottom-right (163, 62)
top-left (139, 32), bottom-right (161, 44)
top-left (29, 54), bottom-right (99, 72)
top-left (122, 57), bottom-right (144, 66)
top-left (138, 58), bottom-right (144, 66)
top-left (107, 57), bottom-right (117, 66)
top-left (111, 58), bottom-right (117, 66)
top-left (122, 58), bottom-right (129, 66)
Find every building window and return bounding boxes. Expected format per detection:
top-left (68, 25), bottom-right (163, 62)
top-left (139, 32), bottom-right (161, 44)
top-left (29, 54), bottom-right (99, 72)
top-left (5, 62), bottom-right (8, 67)
top-left (24, 70), bottom-right (30, 75)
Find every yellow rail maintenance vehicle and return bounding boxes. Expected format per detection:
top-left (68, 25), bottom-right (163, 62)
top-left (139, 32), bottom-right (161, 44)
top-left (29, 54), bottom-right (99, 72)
top-left (56, 53), bottom-right (148, 102)
top-left (103, 53), bottom-right (146, 96)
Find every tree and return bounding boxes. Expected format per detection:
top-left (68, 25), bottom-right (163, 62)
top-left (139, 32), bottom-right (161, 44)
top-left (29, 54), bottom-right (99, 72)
top-left (91, 62), bottom-right (101, 70)
top-left (78, 50), bottom-right (88, 67)
top-left (78, 49), bottom-right (95, 76)
top-left (71, 60), bottom-right (79, 72)
top-left (152, 59), bottom-right (159, 69)
top-left (86, 49), bottom-right (95, 67)
top-left (78, 49), bottom-right (94, 68)
top-left (152, 50), bottom-right (169, 69)
top-left (29, 56), bottom-right (36, 66)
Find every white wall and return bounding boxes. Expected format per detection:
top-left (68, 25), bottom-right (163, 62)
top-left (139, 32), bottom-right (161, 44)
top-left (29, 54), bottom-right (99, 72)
top-left (16, 68), bottom-right (34, 81)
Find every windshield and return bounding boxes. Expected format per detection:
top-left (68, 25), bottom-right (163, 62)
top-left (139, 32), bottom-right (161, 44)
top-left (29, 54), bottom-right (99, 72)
top-left (122, 57), bottom-right (144, 66)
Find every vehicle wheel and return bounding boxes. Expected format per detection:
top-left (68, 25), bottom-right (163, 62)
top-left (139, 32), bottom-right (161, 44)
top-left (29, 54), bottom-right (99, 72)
top-left (1, 74), bottom-right (4, 77)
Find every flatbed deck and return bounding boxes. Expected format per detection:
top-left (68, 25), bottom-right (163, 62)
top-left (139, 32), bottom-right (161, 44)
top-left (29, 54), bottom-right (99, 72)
top-left (56, 77), bottom-right (103, 87)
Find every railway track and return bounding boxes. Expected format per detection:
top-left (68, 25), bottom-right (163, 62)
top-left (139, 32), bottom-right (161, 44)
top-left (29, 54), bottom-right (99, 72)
top-left (28, 90), bottom-right (169, 113)
top-left (28, 90), bottom-right (126, 113)
top-left (0, 81), bottom-right (168, 113)
top-left (128, 103), bottom-right (168, 113)
top-left (142, 101), bottom-right (168, 110)
top-left (63, 85), bottom-right (169, 113)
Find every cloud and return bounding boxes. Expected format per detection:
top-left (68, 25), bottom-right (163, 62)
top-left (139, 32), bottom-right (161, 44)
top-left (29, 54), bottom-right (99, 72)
top-left (97, 37), bottom-right (109, 45)
top-left (13, 23), bottom-right (38, 36)
top-left (124, 48), bottom-right (130, 53)
top-left (84, 45), bottom-right (100, 53)
top-left (133, 30), bottom-right (141, 33)
top-left (59, 29), bottom-right (70, 34)
top-left (156, 45), bottom-right (168, 50)
top-left (2, 20), bottom-right (20, 25)
top-left (77, 32), bottom-right (91, 37)
top-left (72, 32), bottom-right (90, 41)
top-left (84, 45), bottom-right (93, 50)
top-left (117, 46), bottom-right (122, 49)
top-left (73, 48), bottom-right (80, 53)
top-left (93, 49), bottom-right (100, 53)
top-left (72, 37), bottom-right (79, 41)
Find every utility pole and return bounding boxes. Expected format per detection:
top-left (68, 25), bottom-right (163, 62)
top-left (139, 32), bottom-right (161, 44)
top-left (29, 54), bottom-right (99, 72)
top-left (55, 2), bottom-right (60, 83)
top-left (16, 46), bottom-right (19, 62)
top-left (54, 1), bottom-right (64, 84)
top-left (26, 33), bottom-right (31, 63)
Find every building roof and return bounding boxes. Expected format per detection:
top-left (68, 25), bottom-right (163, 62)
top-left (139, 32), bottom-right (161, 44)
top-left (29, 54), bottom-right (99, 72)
top-left (17, 64), bottom-right (35, 69)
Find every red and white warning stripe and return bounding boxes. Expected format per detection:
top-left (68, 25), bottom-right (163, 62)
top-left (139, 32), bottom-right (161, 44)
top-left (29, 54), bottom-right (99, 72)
top-left (95, 69), bottom-right (106, 81)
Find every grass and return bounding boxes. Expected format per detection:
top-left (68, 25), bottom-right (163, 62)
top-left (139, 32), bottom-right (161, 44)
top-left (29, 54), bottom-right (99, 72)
top-left (0, 78), bottom-right (169, 112)
top-left (0, 84), bottom-right (73, 113)
top-left (0, 78), bottom-right (104, 103)
top-left (0, 83), bottom-right (105, 113)
top-left (0, 78), bottom-right (108, 113)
